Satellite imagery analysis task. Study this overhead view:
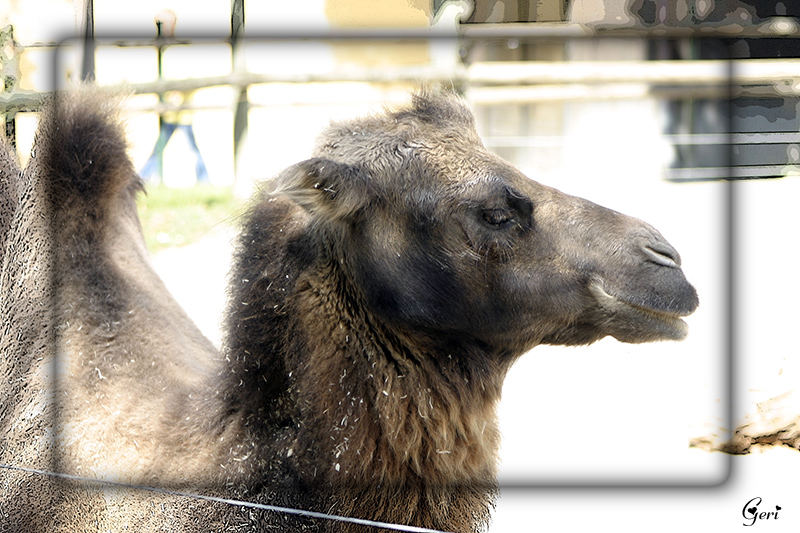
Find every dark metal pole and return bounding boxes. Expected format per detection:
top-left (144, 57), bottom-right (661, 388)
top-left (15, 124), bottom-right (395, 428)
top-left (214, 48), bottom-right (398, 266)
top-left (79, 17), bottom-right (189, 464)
top-left (81, 0), bottom-right (95, 81)
top-left (231, 0), bottom-right (247, 184)
top-left (155, 18), bottom-right (165, 184)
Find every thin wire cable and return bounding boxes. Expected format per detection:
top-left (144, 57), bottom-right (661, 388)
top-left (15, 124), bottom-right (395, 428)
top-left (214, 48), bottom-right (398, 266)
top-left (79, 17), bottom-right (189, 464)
top-left (0, 463), bottom-right (454, 533)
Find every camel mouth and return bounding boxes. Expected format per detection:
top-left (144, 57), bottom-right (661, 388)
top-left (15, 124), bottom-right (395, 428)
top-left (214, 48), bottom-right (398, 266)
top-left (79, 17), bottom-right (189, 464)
top-left (623, 301), bottom-right (690, 335)
top-left (588, 281), bottom-right (692, 341)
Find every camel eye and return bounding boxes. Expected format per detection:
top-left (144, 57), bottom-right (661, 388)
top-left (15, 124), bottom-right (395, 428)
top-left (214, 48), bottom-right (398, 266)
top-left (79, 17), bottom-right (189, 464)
top-left (482, 209), bottom-right (513, 228)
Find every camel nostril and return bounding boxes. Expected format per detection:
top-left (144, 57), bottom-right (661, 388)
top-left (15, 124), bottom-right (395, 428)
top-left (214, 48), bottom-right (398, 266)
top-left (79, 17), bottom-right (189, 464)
top-left (643, 242), bottom-right (681, 269)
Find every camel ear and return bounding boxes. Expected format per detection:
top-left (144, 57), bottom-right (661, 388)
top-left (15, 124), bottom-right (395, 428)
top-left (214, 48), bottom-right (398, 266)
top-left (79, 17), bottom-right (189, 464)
top-left (274, 158), bottom-right (371, 222)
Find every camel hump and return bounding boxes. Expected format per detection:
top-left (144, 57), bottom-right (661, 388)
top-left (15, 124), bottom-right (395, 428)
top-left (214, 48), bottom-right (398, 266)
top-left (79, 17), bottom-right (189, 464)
top-left (34, 89), bottom-right (141, 219)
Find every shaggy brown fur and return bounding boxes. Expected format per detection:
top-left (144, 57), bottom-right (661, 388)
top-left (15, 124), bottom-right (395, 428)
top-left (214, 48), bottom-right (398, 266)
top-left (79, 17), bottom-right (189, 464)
top-left (0, 89), bottom-right (698, 532)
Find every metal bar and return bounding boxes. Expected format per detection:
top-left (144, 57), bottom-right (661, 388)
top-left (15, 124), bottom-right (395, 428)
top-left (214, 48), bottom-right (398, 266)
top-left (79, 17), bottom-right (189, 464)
top-left (80, 0), bottom-right (95, 81)
top-left (153, 14), bottom-right (167, 184)
top-left (460, 18), bottom-right (800, 40)
top-left (468, 84), bottom-right (800, 104)
top-left (17, 17), bottom-right (800, 49)
top-left (460, 21), bottom-right (589, 39)
top-left (671, 132), bottom-right (800, 145)
top-left (3, 83), bottom-right (798, 115)
top-left (664, 165), bottom-right (800, 182)
top-left (44, 58), bottom-right (800, 94)
top-left (468, 59), bottom-right (800, 85)
top-left (482, 132), bottom-right (800, 148)
top-left (231, 0), bottom-right (247, 183)
top-left (231, 0), bottom-right (245, 42)
top-left (45, 58), bottom-right (800, 93)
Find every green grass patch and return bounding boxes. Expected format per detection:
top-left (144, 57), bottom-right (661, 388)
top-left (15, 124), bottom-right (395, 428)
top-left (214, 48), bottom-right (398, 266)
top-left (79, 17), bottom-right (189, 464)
top-left (137, 184), bottom-right (243, 252)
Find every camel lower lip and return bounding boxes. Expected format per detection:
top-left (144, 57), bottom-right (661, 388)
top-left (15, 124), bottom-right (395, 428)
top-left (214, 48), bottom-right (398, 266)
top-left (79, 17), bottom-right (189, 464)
top-left (589, 281), bottom-right (690, 336)
top-left (625, 301), bottom-right (686, 321)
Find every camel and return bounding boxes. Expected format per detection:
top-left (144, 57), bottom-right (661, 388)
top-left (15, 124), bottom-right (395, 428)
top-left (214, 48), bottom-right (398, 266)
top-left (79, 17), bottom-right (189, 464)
top-left (0, 89), bottom-right (698, 532)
